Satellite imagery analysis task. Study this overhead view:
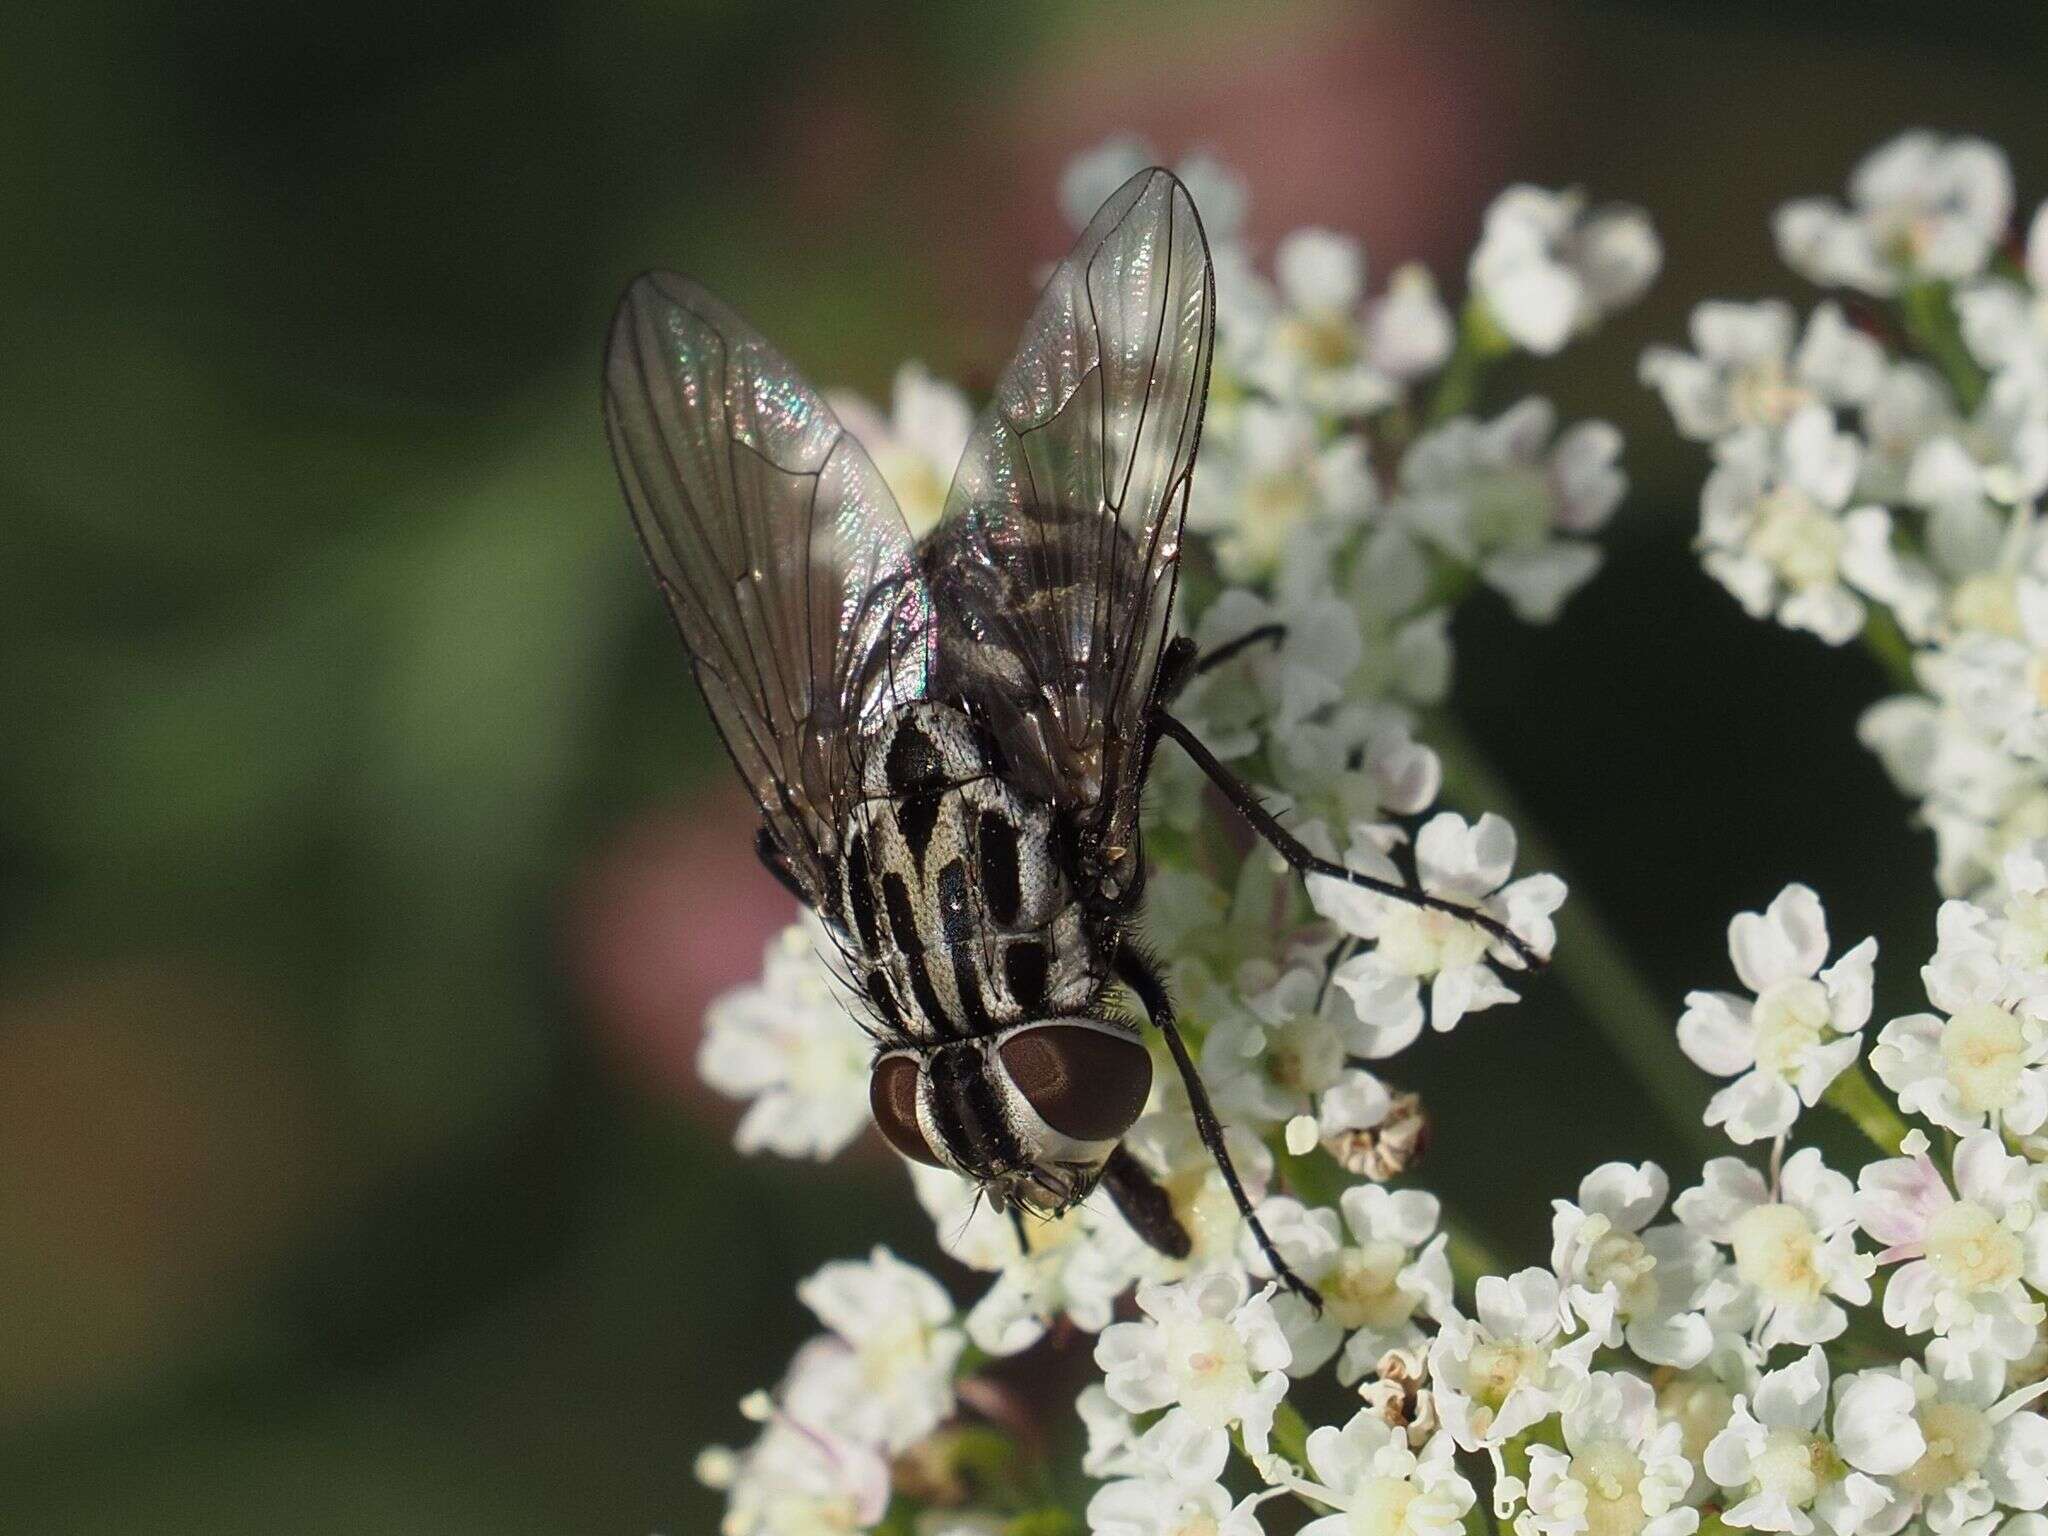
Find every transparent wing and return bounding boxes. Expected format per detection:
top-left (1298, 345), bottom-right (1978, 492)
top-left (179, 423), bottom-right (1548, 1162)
top-left (924, 168), bottom-right (1214, 868)
top-left (604, 272), bottom-right (932, 908)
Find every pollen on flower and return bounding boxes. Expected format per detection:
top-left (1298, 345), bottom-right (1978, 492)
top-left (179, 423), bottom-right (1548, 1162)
top-left (1748, 484), bottom-right (1846, 593)
top-left (1750, 1428), bottom-right (1829, 1507)
top-left (1571, 1442), bottom-right (1650, 1536)
top-left (1897, 1399), bottom-right (1994, 1496)
top-left (1322, 1239), bottom-right (1418, 1332)
top-left (1750, 977), bottom-right (1833, 1076)
top-left (1940, 1003), bottom-right (2029, 1113)
top-left (1924, 1200), bottom-right (2025, 1291)
top-left (1731, 1202), bottom-right (1824, 1304)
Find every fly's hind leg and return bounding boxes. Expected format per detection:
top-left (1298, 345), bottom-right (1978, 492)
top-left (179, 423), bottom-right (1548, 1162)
top-left (1114, 946), bottom-right (1322, 1310)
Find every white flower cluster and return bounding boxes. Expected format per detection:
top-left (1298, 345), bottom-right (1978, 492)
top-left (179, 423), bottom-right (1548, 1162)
top-left (1645, 131), bottom-right (2048, 899)
top-left (681, 139), bottom-right (1657, 1536)
top-left (684, 134), bottom-right (2048, 1536)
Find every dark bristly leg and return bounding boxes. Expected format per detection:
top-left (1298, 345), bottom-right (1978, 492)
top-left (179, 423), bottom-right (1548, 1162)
top-left (1191, 622), bottom-right (1286, 678)
top-left (1099, 1145), bottom-right (1191, 1259)
top-left (1152, 625), bottom-right (1288, 716)
top-left (1115, 947), bottom-right (1323, 1311)
top-left (1149, 708), bottom-right (1546, 971)
top-left (1008, 1205), bottom-right (1034, 1254)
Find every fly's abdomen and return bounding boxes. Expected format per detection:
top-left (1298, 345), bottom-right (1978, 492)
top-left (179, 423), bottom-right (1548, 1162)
top-left (838, 703), bottom-right (1099, 1043)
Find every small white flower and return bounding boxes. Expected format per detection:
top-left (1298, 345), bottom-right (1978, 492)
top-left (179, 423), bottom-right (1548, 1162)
top-left (1188, 401), bottom-right (1378, 578)
top-left (1776, 131), bottom-right (2014, 295)
top-left (783, 1247), bottom-right (965, 1453)
top-left (1518, 1370), bottom-right (1699, 1536)
top-left (1872, 891), bottom-right (2048, 1135)
top-left (1834, 1345), bottom-right (2048, 1534)
top-left (827, 361), bottom-right (972, 539)
top-left (1470, 185), bottom-right (1661, 354)
top-left (1550, 1160), bottom-right (1720, 1368)
top-left (1294, 1411), bottom-right (1477, 1536)
top-left (699, 1412), bottom-right (890, 1536)
top-left (1704, 1347), bottom-right (1893, 1536)
top-left (1199, 963), bottom-right (1355, 1129)
top-left (1314, 812), bottom-right (1564, 1057)
top-left (1192, 584), bottom-right (1369, 742)
top-left (1856, 1130), bottom-right (2048, 1366)
top-left (1095, 1270), bottom-right (1293, 1485)
top-left (1642, 301), bottom-right (1885, 444)
top-left (1677, 883), bottom-right (1878, 1144)
top-left (1394, 397), bottom-right (1623, 623)
top-left (1059, 135), bottom-right (1249, 243)
top-left (1430, 1267), bottom-right (1602, 1450)
top-left (907, 1161), bottom-right (1144, 1356)
top-left (1675, 1149), bottom-right (1874, 1349)
top-left (1697, 407), bottom-right (1871, 645)
top-left (1087, 1478), bottom-right (1269, 1536)
top-left (1245, 1184), bottom-right (1453, 1383)
top-left (1958, 202), bottom-right (2048, 383)
top-left (699, 915), bottom-right (872, 1160)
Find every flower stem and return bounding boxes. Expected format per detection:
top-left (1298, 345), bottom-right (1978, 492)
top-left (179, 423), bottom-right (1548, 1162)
top-left (1429, 715), bottom-right (1720, 1164)
top-left (1898, 280), bottom-right (1987, 415)
top-left (1444, 1207), bottom-right (1512, 1293)
top-left (1861, 607), bottom-right (1918, 693)
top-left (1425, 301), bottom-right (1513, 426)
top-left (1824, 1061), bottom-right (1910, 1155)
top-left (1270, 1401), bottom-right (1314, 1469)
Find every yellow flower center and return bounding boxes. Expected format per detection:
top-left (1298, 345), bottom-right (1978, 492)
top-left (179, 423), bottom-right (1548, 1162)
top-left (1898, 1399), bottom-right (1992, 1496)
top-left (1658, 1376), bottom-right (1737, 1466)
top-left (1926, 1199), bottom-right (2025, 1292)
top-left (1731, 361), bottom-right (1815, 431)
top-left (1572, 1441), bottom-right (1650, 1536)
top-left (1752, 1427), bottom-right (1832, 1507)
top-left (1579, 1218), bottom-right (1660, 1316)
top-left (1951, 572), bottom-right (2024, 639)
top-left (1750, 485), bottom-right (1844, 591)
top-left (1942, 1003), bottom-right (2029, 1114)
top-left (1467, 1339), bottom-right (1543, 1410)
top-left (1375, 904), bottom-right (1491, 979)
top-left (1732, 1202), bottom-right (1825, 1305)
top-left (1324, 1238), bottom-right (1416, 1331)
top-left (1343, 1475), bottom-right (1422, 1536)
top-left (1752, 977), bottom-right (1832, 1077)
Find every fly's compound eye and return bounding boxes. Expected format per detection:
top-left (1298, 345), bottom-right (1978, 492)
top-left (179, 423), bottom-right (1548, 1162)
top-left (870, 1053), bottom-right (943, 1167)
top-left (997, 1023), bottom-right (1152, 1143)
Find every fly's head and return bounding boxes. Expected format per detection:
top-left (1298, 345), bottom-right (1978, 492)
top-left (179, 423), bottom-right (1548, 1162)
top-left (867, 1020), bottom-right (1153, 1218)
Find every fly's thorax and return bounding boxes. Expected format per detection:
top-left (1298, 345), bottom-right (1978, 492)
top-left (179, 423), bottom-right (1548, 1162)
top-left (868, 1019), bottom-right (1154, 1211)
top-left (837, 702), bottom-right (1103, 1043)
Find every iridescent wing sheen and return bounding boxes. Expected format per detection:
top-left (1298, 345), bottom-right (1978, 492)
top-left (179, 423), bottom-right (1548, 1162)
top-left (924, 169), bottom-right (1215, 883)
top-left (604, 272), bottom-right (932, 909)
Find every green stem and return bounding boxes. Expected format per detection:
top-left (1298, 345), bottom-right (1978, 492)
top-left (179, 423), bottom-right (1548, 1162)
top-left (1861, 607), bottom-right (1919, 693)
top-left (1824, 1061), bottom-right (1911, 1155)
top-left (1430, 715), bottom-right (1720, 1165)
top-left (1898, 281), bottom-right (1987, 415)
top-left (1004, 1512), bottom-right (1084, 1536)
top-left (1425, 300), bottom-right (1513, 426)
top-left (1444, 1207), bottom-right (1512, 1293)
top-left (1270, 1401), bottom-right (1314, 1469)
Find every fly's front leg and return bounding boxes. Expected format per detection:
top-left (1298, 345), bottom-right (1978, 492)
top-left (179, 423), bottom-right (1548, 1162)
top-left (1098, 1145), bottom-right (1191, 1259)
top-left (1149, 708), bottom-right (1547, 972)
top-left (1114, 947), bottom-right (1323, 1311)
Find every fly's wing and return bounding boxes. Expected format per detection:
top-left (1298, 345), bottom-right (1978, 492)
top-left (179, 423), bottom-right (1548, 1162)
top-left (605, 272), bottom-right (932, 910)
top-left (925, 169), bottom-right (1213, 888)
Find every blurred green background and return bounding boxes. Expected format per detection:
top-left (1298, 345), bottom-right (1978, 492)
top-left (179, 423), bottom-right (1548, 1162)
top-left (8, 0), bottom-right (2048, 1528)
